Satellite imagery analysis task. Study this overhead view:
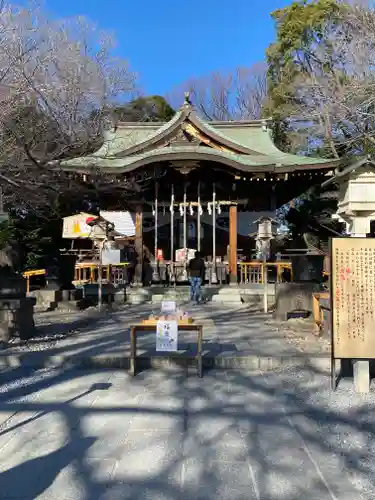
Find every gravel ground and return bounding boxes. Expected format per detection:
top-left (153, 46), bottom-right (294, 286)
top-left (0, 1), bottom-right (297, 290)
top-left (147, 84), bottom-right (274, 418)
top-left (262, 366), bottom-right (375, 499)
top-left (266, 317), bottom-right (331, 354)
top-left (6, 306), bottom-right (106, 352)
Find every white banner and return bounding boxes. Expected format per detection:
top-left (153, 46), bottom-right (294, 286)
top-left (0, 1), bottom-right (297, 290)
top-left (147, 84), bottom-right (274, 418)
top-left (62, 212), bottom-right (94, 239)
top-left (156, 320), bottom-right (178, 352)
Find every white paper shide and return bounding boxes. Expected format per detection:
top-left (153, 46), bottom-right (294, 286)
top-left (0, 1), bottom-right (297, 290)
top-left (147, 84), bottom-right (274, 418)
top-left (156, 320), bottom-right (178, 351)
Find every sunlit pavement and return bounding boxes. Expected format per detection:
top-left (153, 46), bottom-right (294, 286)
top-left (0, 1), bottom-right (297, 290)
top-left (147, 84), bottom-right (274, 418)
top-left (0, 365), bottom-right (373, 499)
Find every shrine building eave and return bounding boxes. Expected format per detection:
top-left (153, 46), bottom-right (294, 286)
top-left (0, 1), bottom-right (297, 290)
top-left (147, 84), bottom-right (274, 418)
top-left (58, 144), bottom-right (341, 175)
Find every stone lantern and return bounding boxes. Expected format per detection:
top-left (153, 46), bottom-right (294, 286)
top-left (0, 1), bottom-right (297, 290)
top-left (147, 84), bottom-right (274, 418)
top-left (254, 216), bottom-right (276, 261)
top-left (0, 211), bottom-right (36, 343)
top-left (322, 157), bottom-right (375, 236)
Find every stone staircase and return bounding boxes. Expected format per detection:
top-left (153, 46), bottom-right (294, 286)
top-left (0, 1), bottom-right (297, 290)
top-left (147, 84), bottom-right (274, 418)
top-left (149, 286), bottom-right (215, 304)
top-left (136, 285), bottom-right (276, 306)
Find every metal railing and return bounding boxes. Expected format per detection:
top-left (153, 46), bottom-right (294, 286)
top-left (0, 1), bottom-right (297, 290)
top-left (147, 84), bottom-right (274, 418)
top-left (23, 269), bottom-right (46, 293)
top-left (73, 262), bottom-right (129, 286)
top-left (239, 261), bottom-right (292, 284)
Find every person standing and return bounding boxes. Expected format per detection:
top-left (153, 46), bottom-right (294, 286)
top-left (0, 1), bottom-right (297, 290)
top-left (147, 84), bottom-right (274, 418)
top-left (188, 251), bottom-right (205, 305)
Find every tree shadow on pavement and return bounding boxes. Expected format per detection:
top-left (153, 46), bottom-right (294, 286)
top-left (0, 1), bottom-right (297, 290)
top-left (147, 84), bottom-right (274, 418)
top-left (0, 360), bottom-right (374, 499)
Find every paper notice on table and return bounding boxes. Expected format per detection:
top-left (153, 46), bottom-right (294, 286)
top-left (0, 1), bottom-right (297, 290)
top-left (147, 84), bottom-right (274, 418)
top-left (156, 320), bottom-right (178, 352)
top-left (161, 300), bottom-right (177, 314)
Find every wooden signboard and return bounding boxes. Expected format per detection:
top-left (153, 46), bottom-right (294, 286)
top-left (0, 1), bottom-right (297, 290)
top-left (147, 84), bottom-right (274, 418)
top-left (331, 237), bottom-right (375, 359)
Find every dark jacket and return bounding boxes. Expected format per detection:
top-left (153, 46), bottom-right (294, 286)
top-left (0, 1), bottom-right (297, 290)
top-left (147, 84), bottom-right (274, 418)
top-left (188, 257), bottom-right (205, 280)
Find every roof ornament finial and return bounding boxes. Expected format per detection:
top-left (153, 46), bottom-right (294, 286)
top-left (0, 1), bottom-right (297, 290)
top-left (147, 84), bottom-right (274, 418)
top-left (183, 91), bottom-right (192, 106)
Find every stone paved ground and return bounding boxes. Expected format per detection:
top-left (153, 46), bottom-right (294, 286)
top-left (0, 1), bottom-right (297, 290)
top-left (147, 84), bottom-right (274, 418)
top-left (0, 365), bottom-right (374, 499)
top-left (4, 303), bottom-right (328, 360)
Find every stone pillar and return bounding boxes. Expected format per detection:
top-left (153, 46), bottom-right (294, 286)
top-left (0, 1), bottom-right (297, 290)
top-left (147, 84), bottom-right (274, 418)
top-left (349, 216), bottom-right (369, 238)
top-left (134, 207), bottom-right (143, 286)
top-left (229, 205), bottom-right (238, 284)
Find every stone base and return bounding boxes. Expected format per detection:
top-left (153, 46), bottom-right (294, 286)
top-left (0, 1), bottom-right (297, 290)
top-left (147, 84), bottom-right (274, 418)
top-left (274, 282), bottom-right (321, 321)
top-left (83, 283), bottom-right (114, 300)
top-left (28, 289), bottom-right (62, 310)
top-left (127, 287), bottom-right (151, 305)
top-left (0, 297), bottom-right (36, 342)
top-left (114, 289), bottom-right (126, 304)
top-left (211, 286), bottom-right (243, 304)
top-left (61, 289), bottom-right (84, 302)
top-left (353, 360), bottom-right (370, 393)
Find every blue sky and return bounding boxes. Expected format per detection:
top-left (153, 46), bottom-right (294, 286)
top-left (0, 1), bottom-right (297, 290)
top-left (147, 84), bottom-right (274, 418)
top-left (18, 0), bottom-right (292, 95)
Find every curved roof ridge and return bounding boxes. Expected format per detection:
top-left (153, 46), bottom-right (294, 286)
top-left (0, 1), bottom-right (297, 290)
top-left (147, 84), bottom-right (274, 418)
top-left (186, 109), bottom-right (267, 155)
top-left (93, 108), bottom-right (189, 158)
top-left (210, 118), bottom-right (272, 127)
top-left (92, 103), bottom-right (271, 159)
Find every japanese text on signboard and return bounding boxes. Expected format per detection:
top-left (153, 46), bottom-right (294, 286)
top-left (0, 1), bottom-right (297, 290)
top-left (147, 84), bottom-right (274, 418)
top-left (332, 238), bottom-right (375, 358)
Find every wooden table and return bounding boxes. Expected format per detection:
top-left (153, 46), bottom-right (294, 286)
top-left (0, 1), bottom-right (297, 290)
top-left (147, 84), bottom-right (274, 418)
top-left (129, 321), bottom-right (203, 377)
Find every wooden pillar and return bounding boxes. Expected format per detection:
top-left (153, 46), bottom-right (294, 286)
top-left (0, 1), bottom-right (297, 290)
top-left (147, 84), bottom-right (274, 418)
top-left (197, 182), bottom-right (201, 252)
top-left (229, 205), bottom-right (237, 284)
top-left (134, 206), bottom-right (143, 286)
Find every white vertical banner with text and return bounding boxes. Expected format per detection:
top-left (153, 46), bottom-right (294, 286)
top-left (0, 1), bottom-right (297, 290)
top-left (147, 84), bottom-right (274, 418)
top-left (156, 320), bottom-right (178, 352)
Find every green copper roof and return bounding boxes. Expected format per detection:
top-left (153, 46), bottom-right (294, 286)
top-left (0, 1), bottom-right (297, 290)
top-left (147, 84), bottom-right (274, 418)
top-left (61, 145), bottom-right (339, 174)
top-left (93, 124), bottom-right (159, 157)
top-left (60, 101), bottom-right (341, 173)
top-left (213, 123), bottom-right (279, 154)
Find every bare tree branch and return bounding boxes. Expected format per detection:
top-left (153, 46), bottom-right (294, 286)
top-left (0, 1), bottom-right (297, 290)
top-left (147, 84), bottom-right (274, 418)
top-left (167, 63), bottom-right (267, 121)
top-left (0, 1), bottom-right (139, 214)
top-left (282, 2), bottom-right (375, 156)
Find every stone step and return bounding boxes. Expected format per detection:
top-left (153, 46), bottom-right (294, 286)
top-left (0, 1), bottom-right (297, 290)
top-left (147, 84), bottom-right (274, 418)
top-left (0, 351), bottom-right (331, 372)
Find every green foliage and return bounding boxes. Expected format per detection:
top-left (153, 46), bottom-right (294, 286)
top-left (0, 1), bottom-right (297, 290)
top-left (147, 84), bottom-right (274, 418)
top-left (0, 220), bottom-right (12, 250)
top-left (0, 193), bottom-right (94, 272)
top-left (265, 0), bottom-right (351, 235)
top-left (265, 0), bottom-right (344, 152)
top-left (112, 95), bottom-right (175, 122)
top-left (5, 212), bottom-right (62, 271)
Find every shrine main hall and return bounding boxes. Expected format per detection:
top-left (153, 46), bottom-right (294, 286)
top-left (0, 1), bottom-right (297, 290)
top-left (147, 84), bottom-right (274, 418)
top-left (60, 95), bottom-right (340, 285)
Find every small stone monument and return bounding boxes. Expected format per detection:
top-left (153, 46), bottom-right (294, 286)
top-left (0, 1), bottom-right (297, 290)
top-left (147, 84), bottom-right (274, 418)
top-left (273, 208), bottom-right (324, 321)
top-left (0, 214), bottom-right (35, 343)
